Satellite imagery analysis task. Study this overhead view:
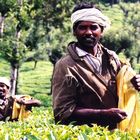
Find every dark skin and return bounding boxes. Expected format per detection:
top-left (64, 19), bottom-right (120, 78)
top-left (16, 97), bottom-right (41, 107)
top-left (73, 21), bottom-right (102, 55)
top-left (131, 75), bottom-right (140, 91)
top-left (71, 21), bottom-right (140, 127)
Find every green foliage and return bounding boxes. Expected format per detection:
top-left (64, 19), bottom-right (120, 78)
top-left (1, 1), bottom-right (140, 71)
top-left (0, 37), bottom-right (27, 67)
top-left (0, 0), bottom-right (16, 16)
top-left (101, 29), bottom-right (133, 54)
top-left (19, 61), bottom-right (53, 95)
top-left (0, 59), bottom-right (140, 139)
top-left (0, 107), bottom-right (140, 139)
top-left (0, 57), bottom-right (10, 77)
top-left (0, 0), bottom-right (33, 70)
top-left (119, 2), bottom-right (140, 59)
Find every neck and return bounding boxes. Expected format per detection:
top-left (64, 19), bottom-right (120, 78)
top-left (77, 43), bottom-right (98, 56)
top-left (92, 45), bottom-right (98, 56)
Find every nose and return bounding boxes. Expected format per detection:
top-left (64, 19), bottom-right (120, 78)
top-left (85, 28), bottom-right (92, 35)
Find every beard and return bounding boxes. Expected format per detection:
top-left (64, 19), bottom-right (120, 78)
top-left (77, 35), bottom-right (99, 50)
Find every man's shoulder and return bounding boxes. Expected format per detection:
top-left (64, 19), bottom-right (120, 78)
top-left (55, 53), bottom-right (75, 67)
top-left (102, 46), bottom-right (122, 72)
top-left (56, 48), bottom-right (75, 65)
top-left (101, 47), bottom-right (119, 61)
top-left (102, 46), bottom-right (117, 56)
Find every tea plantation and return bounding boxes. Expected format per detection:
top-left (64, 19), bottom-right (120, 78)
top-left (0, 59), bottom-right (140, 140)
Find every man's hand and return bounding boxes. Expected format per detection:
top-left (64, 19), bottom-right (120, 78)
top-left (71, 107), bottom-right (127, 126)
top-left (16, 98), bottom-right (41, 107)
top-left (102, 108), bottom-right (127, 123)
top-left (131, 74), bottom-right (140, 91)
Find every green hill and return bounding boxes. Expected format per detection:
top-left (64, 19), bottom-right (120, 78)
top-left (0, 58), bottom-right (53, 107)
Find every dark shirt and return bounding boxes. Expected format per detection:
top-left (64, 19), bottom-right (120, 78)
top-left (0, 96), bottom-right (14, 121)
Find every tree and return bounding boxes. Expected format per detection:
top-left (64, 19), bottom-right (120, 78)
top-left (0, 0), bottom-right (80, 94)
top-left (119, 2), bottom-right (140, 63)
top-left (25, 0), bottom-right (79, 66)
top-left (0, 0), bottom-right (32, 95)
top-left (101, 29), bottom-right (133, 54)
top-left (0, 0), bottom-right (17, 37)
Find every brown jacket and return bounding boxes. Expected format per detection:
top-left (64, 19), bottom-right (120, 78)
top-left (52, 42), bottom-right (121, 126)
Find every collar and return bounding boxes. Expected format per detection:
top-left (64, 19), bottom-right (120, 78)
top-left (76, 47), bottom-right (88, 57)
top-left (76, 45), bottom-right (103, 58)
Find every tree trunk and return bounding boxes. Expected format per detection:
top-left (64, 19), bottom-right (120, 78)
top-left (10, 21), bottom-right (21, 95)
top-left (137, 53), bottom-right (140, 63)
top-left (34, 60), bottom-right (38, 69)
top-left (10, 0), bottom-right (23, 95)
top-left (10, 65), bottom-right (19, 96)
top-left (0, 15), bottom-right (5, 37)
top-left (11, 30), bottom-right (21, 95)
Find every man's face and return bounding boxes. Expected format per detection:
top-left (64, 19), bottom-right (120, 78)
top-left (0, 83), bottom-right (9, 99)
top-left (74, 21), bottom-right (103, 51)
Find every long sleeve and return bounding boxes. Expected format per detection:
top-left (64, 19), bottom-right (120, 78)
top-left (52, 59), bottom-right (78, 124)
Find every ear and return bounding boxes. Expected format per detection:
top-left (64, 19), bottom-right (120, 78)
top-left (100, 31), bottom-right (104, 38)
top-left (72, 29), bottom-right (76, 36)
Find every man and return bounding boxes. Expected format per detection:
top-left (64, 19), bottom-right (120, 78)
top-left (0, 77), bottom-right (41, 121)
top-left (51, 2), bottom-right (140, 130)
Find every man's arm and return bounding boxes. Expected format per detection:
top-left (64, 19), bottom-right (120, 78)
top-left (16, 98), bottom-right (41, 107)
top-left (70, 107), bottom-right (127, 125)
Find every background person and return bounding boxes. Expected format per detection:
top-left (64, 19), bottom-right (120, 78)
top-left (0, 77), bottom-right (41, 121)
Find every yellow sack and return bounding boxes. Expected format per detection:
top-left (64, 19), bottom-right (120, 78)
top-left (117, 65), bottom-right (140, 132)
top-left (12, 95), bottom-right (31, 121)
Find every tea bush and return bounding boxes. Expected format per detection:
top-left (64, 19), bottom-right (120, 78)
top-left (1, 107), bottom-right (140, 140)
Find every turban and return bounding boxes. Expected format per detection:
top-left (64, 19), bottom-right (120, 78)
top-left (71, 8), bottom-right (111, 30)
top-left (0, 77), bottom-right (10, 89)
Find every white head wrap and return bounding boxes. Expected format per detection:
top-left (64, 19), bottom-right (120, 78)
top-left (0, 77), bottom-right (10, 89)
top-left (71, 8), bottom-right (111, 30)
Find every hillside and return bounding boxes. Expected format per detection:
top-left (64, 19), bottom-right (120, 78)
top-left (0, 58), bottom-right (53, 107)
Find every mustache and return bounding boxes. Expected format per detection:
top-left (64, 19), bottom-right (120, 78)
top-left (82, 35), bottom-right (96, 41)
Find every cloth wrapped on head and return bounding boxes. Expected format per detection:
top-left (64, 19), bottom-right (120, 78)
top-left (0, 77), bottom-right (10, 89)
top-left (71, 8), bottom-right (110, 31)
